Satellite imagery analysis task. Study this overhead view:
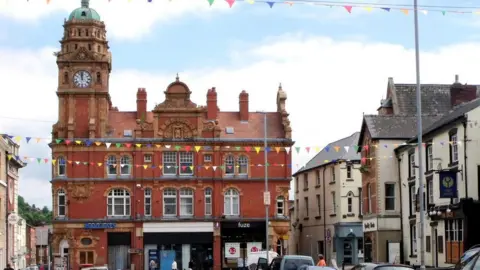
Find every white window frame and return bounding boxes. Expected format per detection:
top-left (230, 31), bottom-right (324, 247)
top-left (144, 188), bottom-right (152, 217)
top-left (120, 155), bottom-right (131, 175)
top-left (163, 152), bottom-right (177, 175)
top-left (409, 153), bottom-right (416, 177)
top-left (276, 196), bottom-right (285, 216)
top-left (331, 192), bottom-right (336, 214)
top-left (179, 188), bottom-right (194, 216)
top-left (179, 152), bottom-right (194, 176)
top-left (205, 188), bottom-right (212, 216)
top-left (58, 189), bottom-right (66, 217)
top-left (346, 165), bottom-right (352, 179)
top-left (347, 192), bottom-right (353, 213)
top-left (107, 189), bottom-right (130, 217)
top-left (367, 184), bottom-right (372, 213)
top-left (107, 155), bottom-right (117, 176)
top-left (204, 154), bottom-right (212, 163)
top-left (445, 219), bottom-right (463, 242)
top-left (411, 224), bottom-right (417, 254)
top-left (427, 145), bottom-right (433, 171)
top-left (385, 183), bottom-right (396, 211)
top-left (163, 188), bottom-right (177, 217)
top-left (410, 185), bottom-right (416, 214)
top-left (224, 188), bottom-right (240, 216)
top-left (144, 154), bottom-right (152, 163)
top-left (451, 134), bottom-right (459, 162)
top-left (238, 155), bottom-right (248, 175)
top-left (428, 179), bottom-right (434, 204)
top-left (57, 157), bottom-right (66, 177)
top-left (225, 155), bottom-right (235, 175)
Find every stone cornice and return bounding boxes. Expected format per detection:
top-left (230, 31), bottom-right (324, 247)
top-left (51, 177), bottom-right (292, 182)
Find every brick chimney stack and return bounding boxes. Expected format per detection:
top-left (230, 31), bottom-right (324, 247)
top-left (450, 74), bottom-right (477, 107)
top-left (136, 88), bottom-right (147, 120)
top-left (239, 90), bottom-right (249, 121)
top-left (207, 87), bottom-right (218, 120)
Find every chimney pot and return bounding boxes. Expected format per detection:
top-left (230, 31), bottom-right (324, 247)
top-left (136, 88), bottom-right (147, 120)
top-left (239, 90), bottom-right (249, 121)
top-left (207, 88), bottom-right (218, 119)
top-left (455, 74), bottom-right (459, 84)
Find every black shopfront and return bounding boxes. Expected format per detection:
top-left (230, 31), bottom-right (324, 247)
top-left (144, 232), bottom-right (213, 270)
top-left (221, 221), bottom-right (266, 270)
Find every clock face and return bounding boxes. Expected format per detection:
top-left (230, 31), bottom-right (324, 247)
top-left (73, 70), bottom-right (92, 88)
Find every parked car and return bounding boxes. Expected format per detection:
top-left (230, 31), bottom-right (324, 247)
top-left (453, 245), bottom-right (480, 270)
top-left (298, 266), bottom-right (338, 270)
top-left (350, 263), bottom-right (414, 270)
top-left (258, 255), bottom-right (315, 270)
top-left (247, 251), bottom-right (279, 270)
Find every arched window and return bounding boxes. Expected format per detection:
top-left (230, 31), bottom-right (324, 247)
top-left (63, 72), bottom-right (69, 84)
top-left (163, 188), bottom-right (177, 217)
top-left (57, 157), bottom-right (66, 177)
top-left (224, 188), bottom-right (239, 216)
top-left (120, 156), bottom-right (131, 175)
top-left (107, 155), bottom-right (117, 176)
top-left (144, 188), bottom-right (152, 217)
top-left (347, 191), bottom-right (354, 213)
top-left (238, 156), bottom-right (248, 175)
top-left (57, 189), bottom-right (66, 217)
top-left (179, 188), bottom-right (194, 216)
top-left (205, 188), bottom-right (212, 216)
top-left (107, 189), bottom-right (130, 216)
top-left (276, 196), bottom-right (285, 216)
top-left (367, 184), bottom-right (372, 213)
top-left (225, 155), bottom-right (235, 175)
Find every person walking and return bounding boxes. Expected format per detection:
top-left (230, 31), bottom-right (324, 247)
top-left (171, 259), bottom-right (177, 270)
top-left (4, 264), bottom-right (13, 270)
top-left (316, 254), bottom-right (327, 267)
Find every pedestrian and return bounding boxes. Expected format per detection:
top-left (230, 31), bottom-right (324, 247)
top-left (171, 259), bottom-right (177, 270)
top-left (188, 259), bottom-right (194, 270)
top-left (4, 264), bottom-right (13, 270)
top-left (316, 254), bottom-right (326, 267)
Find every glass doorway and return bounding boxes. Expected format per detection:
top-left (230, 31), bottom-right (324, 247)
top-left (343, 240), bottom-right (353, 264)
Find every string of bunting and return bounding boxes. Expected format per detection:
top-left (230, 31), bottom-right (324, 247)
top-left (0, 133), bottom-right (469, 155)
top-left (11, 0), bottom-right (480, 16)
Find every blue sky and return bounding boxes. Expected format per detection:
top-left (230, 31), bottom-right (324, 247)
top-left (2, 0), bottom-right (480, 208)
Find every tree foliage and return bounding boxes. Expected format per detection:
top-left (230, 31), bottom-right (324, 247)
top-left (18, 196), bottom-right (52, 226)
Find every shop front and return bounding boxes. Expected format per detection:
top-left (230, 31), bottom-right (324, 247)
top-left (221, 221), bottom-right (266, 270)
top-left (333, 222), bottom-right (363, 266)
top-left (362, 217), bottom-right (401, 264)
top-left (143, 222), bottom-right (214, 270)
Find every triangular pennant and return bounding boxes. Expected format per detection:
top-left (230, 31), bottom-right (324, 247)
top-left (75, 161), bottom-right (80, 165)
top-left (195, 146), bottom-right (202, 152)
top-left (65, 140), bottom-right (71, 145)
top-left (266, 1), bottom-right (274, 8)
top-left (136, 144), bottom-right (142, 148)
top-left (165, 145), bottom-right (171, 149)
top-left (334, 146), bottom-right (340, 152)
top-left (344, 6), bottom-right (352, 13)
top-left (381, 7), bottom-right (391, 12)
top-left (97, 163), bottom-right (103, 167)
top-left (175, 145), bottom-right (181, 151)
top-left (207, 0), bottom-right (214, 6)
top-left (285, 147), bottom-right (290, 154)
top-left (143, 165), bottom-right (148, 169)
top-left (189, 166), bottom-right (194, 171)
top-left (226, 0), bottom-right (235, 8)
top-left (55, 139), bottom-right (62, 144)
top-left (75, 140), bottom-right (82, 145)
top-left (155, 144), bottom-right (162, 148)
top-left (245, 146), bottom-right (251, 152)
top-left (401, 9), bottom-right (409, 15)
top-left (85, 140), bottom-right (92, 147)
top-left (7, 155), bottom-right (12, 161)
top-left (305, 147), bottom-right (310, 153)
top-left (353, 145), bottom-right (360, 152)
top-left (185, 146), bottom-right (192, 152)
top-left (125, 143), bottom-right (132, 148)
top-left (325, 146), bottom-right (331, 152)
top-left (254, 147), bottom-right (261, 154)
top-left (275, 147), bottom-right (280, 153)
top-left (95, 141), bottom-right (102, 146)
top-left (26, 137), bottom-right (31, 143)
top-left (344, 146), bottom-right (350, 152)
top-left (212, 166), bottom-right (217, 171)
top-left (295, 147), bottom-right (300, 153)
top-left (116, 143), bottom-right (122, 148)
top-left (106, 143), bottom-right (112, 148)
top-left (52, 159), bottom-right (57, 165)
top-left (204, 165), bottom-right (210, 170)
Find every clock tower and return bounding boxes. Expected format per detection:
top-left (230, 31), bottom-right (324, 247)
top-left (53, 0), bottom-right (112, 139)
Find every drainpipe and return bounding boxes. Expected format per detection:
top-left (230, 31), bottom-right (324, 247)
top-left (462, 118), bottom-right (468, 199)
top-left (5, 149), bottom-right (9, 266)
top-left (322, 166), bottom-right (327, 262)
top-left (397, 156), bottom-right (404, 264)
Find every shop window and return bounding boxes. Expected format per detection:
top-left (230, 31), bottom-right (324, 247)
top-left (106, 155), bottom-right (117, 176)
top-left (225, 155), bottom-right (235, 175)
top-left (57, 157), bottom-right (66, 177)
top-left (144, 188), bottom-right (152, 216)
top-left (224, 188), bottom-right (239, 216)
top-left (57, 189), bottom-right (66, 217)
top-left (163, 188), bottom-right (177, 216)
top-left (107, 189), bottom-right (130, 216)
top-left (276, 196), bottom-right (285, 216)
top-left (120, 155), bottom-right (131, 175)
top-left (445, 219), bottom-right (464, 263)
top-left (205, 188), bottom-right (212, 216)
top-left (179, 188), bottom-right (194, 216)
top-left (79, 251), bottom-right (94, 264)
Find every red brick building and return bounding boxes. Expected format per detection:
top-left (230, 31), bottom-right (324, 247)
top-left (49, 1), bottom-right (293, 270)
top-left (26, 225), bottom-right (36, 266)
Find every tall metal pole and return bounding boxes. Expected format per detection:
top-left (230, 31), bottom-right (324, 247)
top-left (264, 112), bottom-right (270, 264)
top-left (413, 0), bottom-right (425, 268)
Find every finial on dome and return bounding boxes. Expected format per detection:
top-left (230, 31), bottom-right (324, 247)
top-left (81, 0), bottom-right (89, 8)
top-left (176, 73), bottom-right (179, 82)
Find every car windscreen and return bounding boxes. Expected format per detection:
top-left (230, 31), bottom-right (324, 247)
top-left (374, 266), bottom-right (413, 270)
top-left (284, 259), bottom-right (314, 270)
top-left (454, 248), bottom-right (480, 270)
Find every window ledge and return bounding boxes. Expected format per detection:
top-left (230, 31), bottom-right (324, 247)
top-left (314, 216), bottom-right (321, 220)
top-left (345, 178), bottom-right (354, 182)
top-left (303, 188), bottom-right (309, 191)
top-left (329, 181), bottom-right (336, 185)
top-left (408, 215), bottom-right (416, 219)
top-left (303, 217), bottom-right (310, 221)
top-left (329, 213), bottom-right (337, 217)
top-left (296, 191), bottom-right (299, 194)
top-left (315, 185), bottom-right (321, 189)
top-left (424, 170), bottom-right (434, 175)
top-left (408, 176), bottom-right (416, 181)
top-left (346, 213), bottom-right (355, 217)
top-left (409, 255), bottom-right (417, 258)
top-left (448, 162), bottom-right (459, 168)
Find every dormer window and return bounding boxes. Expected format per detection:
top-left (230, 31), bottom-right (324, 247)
top-left (81, 11), bottom-right (87, 17)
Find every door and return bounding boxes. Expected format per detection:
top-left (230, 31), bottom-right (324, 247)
top-left (343, 239), bottom-right (353, 264)
top-left (160, 250), bottom-right (176, 270)
top-left (108, 245), bottom-right (130, 270)
top-left (364, 238), bottom-right (372, 263)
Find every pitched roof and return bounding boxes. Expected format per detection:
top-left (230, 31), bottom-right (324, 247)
top-left (393, 84), bottom-right (455, 115)
top-left (362, 114), bottom-right (443, 140)
top-left (294, 132), bottom-right (360, 175)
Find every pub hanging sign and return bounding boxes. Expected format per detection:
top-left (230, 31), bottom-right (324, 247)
top-left (439, 171), bottom-right (458, 198)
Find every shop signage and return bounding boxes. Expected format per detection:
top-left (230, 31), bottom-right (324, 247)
top-left (238, 222), bottom-right (250, 228)
top-left (84, 222), bottom-right (117, 229)
top-left (247, 242), bottom-right (262, 255)
top-left (362, 219), bottom-right (377, 233)
top-left (439, 171), bottom-right (458, 198)
top-left (7, 212), bottom-right (18, 225)
top-left (225, 242), bottom-right (240, 258)
top-left (326, 229), bottom-right (331, 241)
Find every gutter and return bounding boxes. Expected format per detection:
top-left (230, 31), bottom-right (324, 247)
top-left (5, 150), bottom-right (9, 265)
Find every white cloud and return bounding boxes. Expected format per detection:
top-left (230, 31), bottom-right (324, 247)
top-left (3, 33), bottom-right (480, 207)
top-left (0, 0), bottom-right (229, 39)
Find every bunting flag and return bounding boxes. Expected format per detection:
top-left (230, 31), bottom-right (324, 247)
top-left (0, 133), bottom-right (468, 155)
top-left (5, 0), bottom-right (480, 16)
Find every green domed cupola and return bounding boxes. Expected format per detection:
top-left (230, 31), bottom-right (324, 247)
top-left (68, 0), bottom-right (101, 21)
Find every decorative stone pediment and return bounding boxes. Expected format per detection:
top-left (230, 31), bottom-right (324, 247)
top-left (158, 118), bottom-right (198, 139)
top-left (66, 181), bottom-right (94, 203)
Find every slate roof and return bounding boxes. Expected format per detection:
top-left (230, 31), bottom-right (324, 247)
top-left (293, 132), bottom-right (360, 175)
top-left (363, 114), bottom-right (443, 140)
top-left (393, 84), bottom-right (456, 115)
